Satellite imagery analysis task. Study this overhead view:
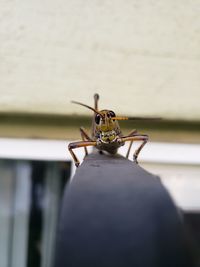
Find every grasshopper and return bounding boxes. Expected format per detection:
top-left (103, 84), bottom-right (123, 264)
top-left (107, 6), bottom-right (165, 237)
top-left (68, 94), bottom-right (149, 167)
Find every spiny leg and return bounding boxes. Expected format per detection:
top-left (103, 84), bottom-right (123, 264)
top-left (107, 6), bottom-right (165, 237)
top-left (80, 127), bottom-right (93, 156)
top-left (133, 138), bottom-right (148, 163)
top-left (125, 129), bottom-right (137, 158)
top-left (68, 141), bottom-right (97, 167)
top-left (118, 135), bottom-right (148, 163)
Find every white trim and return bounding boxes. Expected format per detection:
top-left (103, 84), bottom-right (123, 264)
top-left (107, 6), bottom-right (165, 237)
top-left (0, 138), bottom-right (199, 165)
top-left (120, 142), bottom-right (200, 165)
top-left (0, 138), bottom-right (200, 211)
top-left (0, 138), bottom-right (70, 161)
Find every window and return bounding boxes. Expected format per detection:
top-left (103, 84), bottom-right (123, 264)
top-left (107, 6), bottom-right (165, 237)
top-left (0, 138), bottom-right (200, 266)
top-left (0, 139), bottom-right (71, 267)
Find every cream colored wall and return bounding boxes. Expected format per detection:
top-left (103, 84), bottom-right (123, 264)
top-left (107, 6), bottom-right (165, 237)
top-left (0, 0), bottom-right (200, 120)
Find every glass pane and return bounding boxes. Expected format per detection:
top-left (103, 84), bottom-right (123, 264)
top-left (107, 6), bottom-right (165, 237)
top-left (0, 160), bottom-right (15, 267)
top-left (0, 159), bottom-right (71, 267)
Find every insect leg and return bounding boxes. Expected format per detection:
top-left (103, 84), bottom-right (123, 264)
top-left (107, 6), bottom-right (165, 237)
top-left (68, 141), bottom-right (97, 167)
top-left (119, 135), bottom-right (148, 163)
top-left (80, 127), bottom-right (93, 156)
top-left (133, 138), bottom-right (148, 163)
top-left (125, 129), bottom-right (137, 158)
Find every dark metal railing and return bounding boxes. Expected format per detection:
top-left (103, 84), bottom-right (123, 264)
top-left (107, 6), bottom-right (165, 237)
top-left (54, 152), bottom-right (195, 267)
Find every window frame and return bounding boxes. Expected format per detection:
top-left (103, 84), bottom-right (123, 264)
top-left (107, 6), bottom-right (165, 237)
top-left (0, 137), bottom-right (200, 211)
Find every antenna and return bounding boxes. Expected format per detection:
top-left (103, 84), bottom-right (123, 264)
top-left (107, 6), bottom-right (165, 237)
top-left (71, 100), bottom-right (103, 117)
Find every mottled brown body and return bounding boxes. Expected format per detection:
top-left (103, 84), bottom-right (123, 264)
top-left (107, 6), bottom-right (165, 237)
top-left (68, 94), bottom-right (148, 167)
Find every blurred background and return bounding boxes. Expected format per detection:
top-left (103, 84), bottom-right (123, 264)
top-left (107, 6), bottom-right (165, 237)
top-left (0, 0), bottom-right (200, 266)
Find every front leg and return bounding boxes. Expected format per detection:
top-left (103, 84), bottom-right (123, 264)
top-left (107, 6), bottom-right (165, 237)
top-left (125, 129), bottom-right (137, 158)
top-left (133, 138), bottom-right (148, 163)
top-left (118, 135), bottom-right (148, 163)
top-left (68, 140), bottom-right (97, 167)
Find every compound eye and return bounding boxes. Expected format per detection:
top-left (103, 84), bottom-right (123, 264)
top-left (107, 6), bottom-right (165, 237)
top-left (95, 114), bottom-right (101, 124)
top-left (108, 111), bottom-right (116, 118)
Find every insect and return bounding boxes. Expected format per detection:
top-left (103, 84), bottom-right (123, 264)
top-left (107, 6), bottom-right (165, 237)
top-left (68, 94), bottom-right (150, 167)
